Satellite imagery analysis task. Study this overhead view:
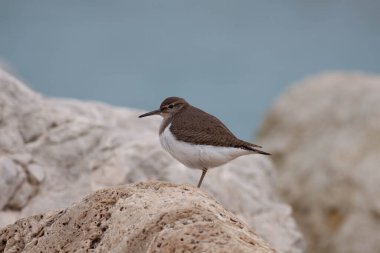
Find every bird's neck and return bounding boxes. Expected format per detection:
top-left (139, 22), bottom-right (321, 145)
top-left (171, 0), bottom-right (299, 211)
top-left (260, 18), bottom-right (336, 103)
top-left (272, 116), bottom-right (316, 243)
top-left (159, 116), bottom-right (173, 135)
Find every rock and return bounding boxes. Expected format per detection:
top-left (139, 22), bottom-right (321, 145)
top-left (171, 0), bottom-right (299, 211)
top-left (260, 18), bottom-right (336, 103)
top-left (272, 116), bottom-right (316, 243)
top-left (0, 157), bottom-right (26, 209)
top-left (257, 73), bottom-right (380, 253)
top-left (0, 182), bottom-right (276, 253)
top-left (27, 164), bottom-right (45, 184)
top-left (0, 68), bottom-right (304, 252)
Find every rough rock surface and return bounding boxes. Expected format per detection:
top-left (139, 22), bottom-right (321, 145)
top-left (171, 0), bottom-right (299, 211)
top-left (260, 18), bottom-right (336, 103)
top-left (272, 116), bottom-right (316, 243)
top-left (257, 73), bottom-right (380, 253)
top-left (0, 68), bottom-right (303, 252)
top-left (0, 182), bottom-right (276, 253)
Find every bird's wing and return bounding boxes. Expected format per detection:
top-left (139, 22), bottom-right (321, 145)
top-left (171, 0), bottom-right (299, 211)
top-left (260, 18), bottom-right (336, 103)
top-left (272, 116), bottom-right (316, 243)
top-left (171, 106), bottom-right (263, 149)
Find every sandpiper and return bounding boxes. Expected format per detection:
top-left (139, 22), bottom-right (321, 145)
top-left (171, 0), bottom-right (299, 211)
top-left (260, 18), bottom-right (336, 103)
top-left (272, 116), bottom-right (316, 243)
top-left (139, 97), bottom-right (270, 188)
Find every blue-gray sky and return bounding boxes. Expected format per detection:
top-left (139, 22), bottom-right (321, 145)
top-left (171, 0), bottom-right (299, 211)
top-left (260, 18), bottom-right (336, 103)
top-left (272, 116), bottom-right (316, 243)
top-left (1, 0), bottom-right (380, 139)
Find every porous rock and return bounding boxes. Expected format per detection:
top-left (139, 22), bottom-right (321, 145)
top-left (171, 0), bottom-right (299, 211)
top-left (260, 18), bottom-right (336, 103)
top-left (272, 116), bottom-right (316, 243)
top-left (0, 68), bottom-right (303, 253)
top-left (257, 73), bottom-right (380, 253)
top-left (0, 182), bottom-right (275, 253)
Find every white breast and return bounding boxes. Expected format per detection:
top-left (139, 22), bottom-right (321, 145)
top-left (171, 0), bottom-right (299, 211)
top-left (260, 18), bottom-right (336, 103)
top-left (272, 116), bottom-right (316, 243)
top-left (159, 124), bottom-right (251, 170)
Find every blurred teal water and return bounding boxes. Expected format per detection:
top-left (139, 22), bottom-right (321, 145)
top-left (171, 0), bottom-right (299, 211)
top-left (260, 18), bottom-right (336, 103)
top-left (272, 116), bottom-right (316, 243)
top-left (1, 0), bottom-right (379, 139)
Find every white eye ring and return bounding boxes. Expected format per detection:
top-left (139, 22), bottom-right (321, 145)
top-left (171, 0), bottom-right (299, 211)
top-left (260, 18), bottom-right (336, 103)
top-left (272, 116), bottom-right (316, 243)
top-left (168, 104), bottom-right (174, 109)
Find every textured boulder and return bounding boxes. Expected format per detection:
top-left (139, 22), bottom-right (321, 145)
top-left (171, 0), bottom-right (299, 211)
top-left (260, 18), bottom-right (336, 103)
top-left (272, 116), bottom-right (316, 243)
top-left (257, 73), bottom-right (380, 253)
top-left (0, 182), bottom-right (276, 253)
top-left (0, 68), bottom-right (303, 252)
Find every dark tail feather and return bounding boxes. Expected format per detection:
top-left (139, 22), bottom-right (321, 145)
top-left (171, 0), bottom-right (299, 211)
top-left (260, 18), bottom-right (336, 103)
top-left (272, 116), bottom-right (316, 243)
top-left (254, 149), bottom-right (271, 155)
top-left (244, 145), bottom-right (271, 155)
top-left (251, 143), bottom-right (262, 148)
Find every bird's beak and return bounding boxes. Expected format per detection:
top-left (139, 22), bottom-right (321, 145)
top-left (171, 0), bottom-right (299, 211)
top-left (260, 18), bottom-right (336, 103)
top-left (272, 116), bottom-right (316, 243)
top-left (138, 109), bottom-right (161, 118)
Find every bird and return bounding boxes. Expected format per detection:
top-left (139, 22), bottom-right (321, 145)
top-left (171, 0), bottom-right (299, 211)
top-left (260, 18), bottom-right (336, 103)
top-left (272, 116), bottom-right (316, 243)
top-left (138, 97), bottom-right (270, 188)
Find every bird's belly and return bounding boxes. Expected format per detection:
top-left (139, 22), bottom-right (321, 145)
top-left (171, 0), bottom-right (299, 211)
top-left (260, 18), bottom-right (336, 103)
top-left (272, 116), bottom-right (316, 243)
top-left (159, 125), bottom-right (250, 169)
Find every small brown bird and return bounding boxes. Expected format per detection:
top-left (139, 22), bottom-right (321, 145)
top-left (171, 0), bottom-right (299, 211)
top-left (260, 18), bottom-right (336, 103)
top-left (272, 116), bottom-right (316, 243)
top-left (139, 97), bottom-right (270, 188)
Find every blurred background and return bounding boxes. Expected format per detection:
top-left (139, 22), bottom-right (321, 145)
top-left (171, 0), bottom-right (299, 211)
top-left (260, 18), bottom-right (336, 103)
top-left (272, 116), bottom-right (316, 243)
top-left (1, 0), bottom-right (380, 139)
top-left (1, 2), bottom-right (380, 253)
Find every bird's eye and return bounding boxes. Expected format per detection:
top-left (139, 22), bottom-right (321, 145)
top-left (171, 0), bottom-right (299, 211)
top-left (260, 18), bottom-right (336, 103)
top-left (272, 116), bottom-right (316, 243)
top-left (168, 104), bottom-right (174, 109)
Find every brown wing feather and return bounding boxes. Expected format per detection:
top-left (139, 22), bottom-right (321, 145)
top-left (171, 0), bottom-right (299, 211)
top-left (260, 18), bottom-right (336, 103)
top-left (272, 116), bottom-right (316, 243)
top-left (170, 105), bottom-right (266, 153)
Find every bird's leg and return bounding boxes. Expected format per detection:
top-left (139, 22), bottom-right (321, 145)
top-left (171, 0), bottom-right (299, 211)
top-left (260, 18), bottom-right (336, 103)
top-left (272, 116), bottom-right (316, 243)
top-left (197, 168), bottom-right (208, 188)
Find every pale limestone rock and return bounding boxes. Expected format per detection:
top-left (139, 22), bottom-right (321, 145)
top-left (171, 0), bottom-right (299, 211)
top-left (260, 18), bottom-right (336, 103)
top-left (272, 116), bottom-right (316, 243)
top-left (26, 164), bottom-right (45, 184)
top-left (0, 157), bottom-right (26, 209)
top-left (257, 73), bottom-right (380, 253)
top-left (0, 68), bottom-right (303, 253)
top-left (0, 182), bottom-right (276, 253)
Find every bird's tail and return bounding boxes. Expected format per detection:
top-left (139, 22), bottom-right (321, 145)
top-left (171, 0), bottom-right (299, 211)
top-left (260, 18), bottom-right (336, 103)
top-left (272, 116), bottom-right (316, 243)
top-left (244, 144), bottom-right (271, 155)
top-left (254, 149), bottom-right (271, 155)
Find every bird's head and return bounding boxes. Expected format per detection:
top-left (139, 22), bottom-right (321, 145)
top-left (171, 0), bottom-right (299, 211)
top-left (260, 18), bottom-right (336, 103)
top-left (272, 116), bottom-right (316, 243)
top-left (139, 97), bottom-right (188, 119)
